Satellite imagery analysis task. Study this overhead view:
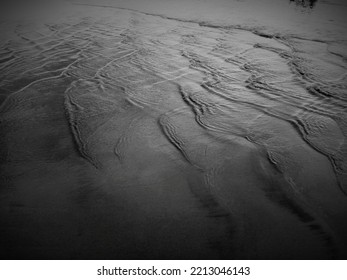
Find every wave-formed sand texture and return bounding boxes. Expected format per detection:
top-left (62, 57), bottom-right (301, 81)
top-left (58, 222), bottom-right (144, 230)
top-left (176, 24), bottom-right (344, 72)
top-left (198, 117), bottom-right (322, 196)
top-left (1, 4), bottom-right (347, 259)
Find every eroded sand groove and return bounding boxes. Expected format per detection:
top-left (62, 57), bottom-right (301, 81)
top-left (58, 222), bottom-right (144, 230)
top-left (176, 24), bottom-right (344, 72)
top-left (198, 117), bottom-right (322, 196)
top-left (0, 4), bottom-right (347, 259)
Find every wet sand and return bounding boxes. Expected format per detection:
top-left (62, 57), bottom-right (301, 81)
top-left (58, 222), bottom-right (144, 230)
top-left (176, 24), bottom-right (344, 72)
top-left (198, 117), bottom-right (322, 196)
top-left (1, 1), bottom-right (347, 259)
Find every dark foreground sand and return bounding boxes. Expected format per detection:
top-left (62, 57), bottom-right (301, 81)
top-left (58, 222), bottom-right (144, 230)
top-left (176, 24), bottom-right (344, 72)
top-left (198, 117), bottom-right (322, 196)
top-left (1, 1), bottom-right (347, 259)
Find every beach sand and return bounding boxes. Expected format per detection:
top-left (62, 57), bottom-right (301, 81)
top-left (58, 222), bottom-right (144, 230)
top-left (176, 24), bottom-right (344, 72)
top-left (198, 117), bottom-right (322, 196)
top-left (1, 0), bottom-right (347, 259)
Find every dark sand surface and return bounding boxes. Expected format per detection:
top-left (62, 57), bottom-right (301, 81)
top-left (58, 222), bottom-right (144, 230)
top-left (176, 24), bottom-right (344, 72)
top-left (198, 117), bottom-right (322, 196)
top-left (1, 0), bottom-right (347, 259)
